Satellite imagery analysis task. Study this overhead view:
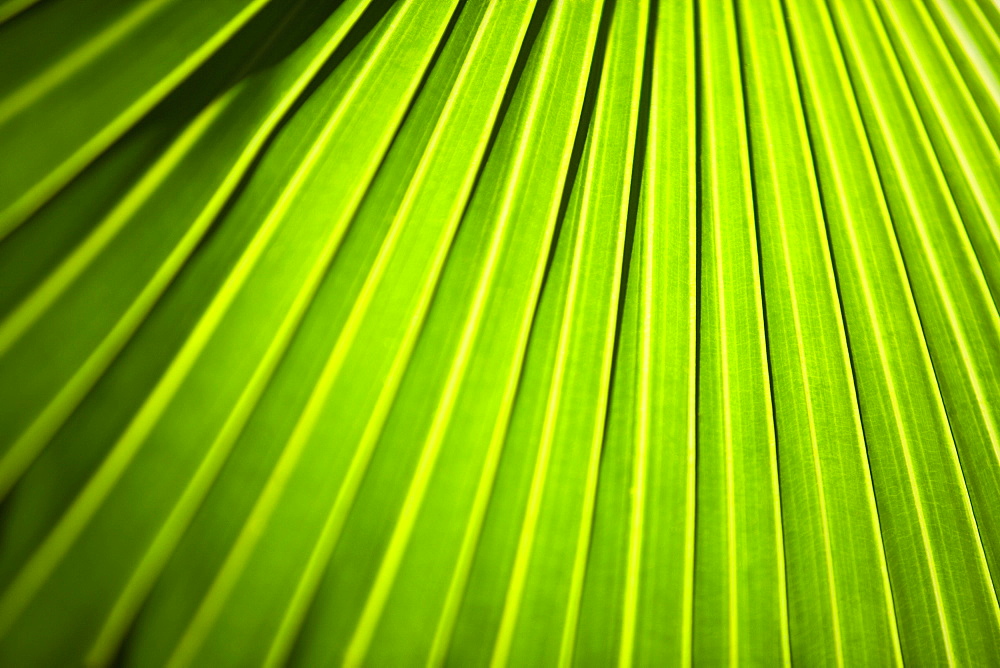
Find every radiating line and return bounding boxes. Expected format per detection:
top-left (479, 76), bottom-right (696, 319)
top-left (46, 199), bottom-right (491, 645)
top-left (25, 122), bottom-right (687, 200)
top-left (0, 0), bottom-right (44, 25)
top-left (425, 2), bottom-right (605, 662)
top-left (0, 0), bottom-right (179, 126)
top-left (0, 93), bottom-right (227, 500)
top-left (559, 2), bottom-right (647, 665)
top-left (81, 7), bottom-right (389, 648)
top-left (339, 1), bottom-right (541, 662)
top-left (0, 0), bottom-right (378, 512)
top-left (867, 0), bottom-right (1000, 456)
top-left (700, 4), bottom-right (738, 662)
top-left (739, 0), bottom-right (845, 662)
top-left (1, 0), bottom-right (999, 664)
top-left (489, 72), bottom-right (602, 668)
top-left (874, 0), bottom-right (1000, 279)
top-left (0, 0), bottom-right (277, 237)
top-left (0, 0), bottom-right (419, 641)
top-left (841, 0), bottom-right (1000, 610)
top-left (811, 0), bottom-right (967, 660)
top-left (779, 0), bottom-right (904, 661)
top-left (161, 3), bottom-right (467, 664)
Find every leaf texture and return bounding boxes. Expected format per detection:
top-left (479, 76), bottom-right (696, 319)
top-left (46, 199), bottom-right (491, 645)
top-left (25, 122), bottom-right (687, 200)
top-left (1, 0), bottom-right (999, 665)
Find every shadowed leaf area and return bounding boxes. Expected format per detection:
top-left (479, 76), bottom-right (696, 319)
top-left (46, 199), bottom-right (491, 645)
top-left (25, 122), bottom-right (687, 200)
top-left (1, 0), bottom-right (1000, 664)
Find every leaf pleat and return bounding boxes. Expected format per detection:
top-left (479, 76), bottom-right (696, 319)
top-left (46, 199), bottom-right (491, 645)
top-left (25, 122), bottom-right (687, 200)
top-left (1, 0), bottom-right (1000, 665)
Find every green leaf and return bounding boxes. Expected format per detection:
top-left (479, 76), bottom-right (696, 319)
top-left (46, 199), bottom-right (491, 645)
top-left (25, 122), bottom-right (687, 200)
top-left (1, 0), bottom-right (999, 665)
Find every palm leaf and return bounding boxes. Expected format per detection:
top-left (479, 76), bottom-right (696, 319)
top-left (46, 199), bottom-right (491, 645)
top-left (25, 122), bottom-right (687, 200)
top-left (1, 0), bottom-right (999, 664)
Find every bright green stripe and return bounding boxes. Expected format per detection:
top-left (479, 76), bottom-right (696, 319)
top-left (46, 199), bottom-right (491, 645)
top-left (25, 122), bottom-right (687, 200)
top-left (628, 1), bottom-right (697, 663)
top-left (80, 8), bottom-right (385, 653)
top-left (697, 0), bottom-right (789, 664)
top-left (334, 2), bottom-right (540, 663)
top-left (790, 0), bottom-right (996, 661)
top-left (157, 4), bottom-right (459, 664)
top-left (0, 0), bottom-right (42, 24)
top-left (925, 0), bottom-right (1000, 114)
top-left (487, 72), bottom-right (607, 666)
top-left (0, 0), bottom-right (276, 238)
top-left (836, 0), bottom-right (1000, 592)
top-left (764, 0), bottom-right (903, 661)
top-left (336, 3), bottom-right (540, 663)
top-left (561, 1), bottom-right (646, 664)
top-left (0, 0), bottom-right (415, 640)
top-left (0, 93), bottom-right (221, 359)
top-left (0, 0), bottom-right (376, 506)
top-left (425, 2), bottom-right (604, 661)
top-left (489, 154), bottom-right (587, 668)
top-left (0, 0), bottom-right (177, 125)
top-left (874, 0), bottom-right (1000, 296)
top-left (815, 2), bottom-right (959, 659)
top-left (0, 93), bottom-right (227, 499)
